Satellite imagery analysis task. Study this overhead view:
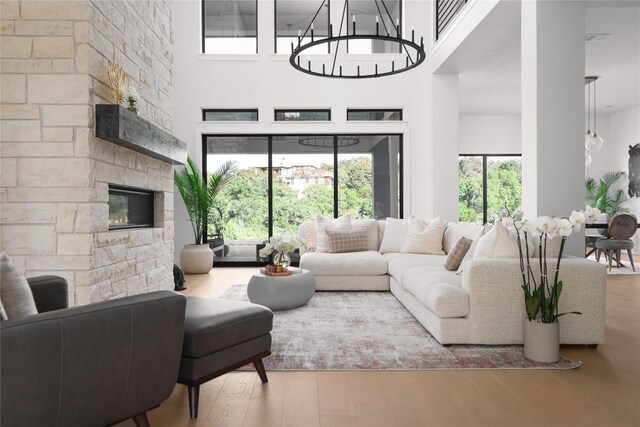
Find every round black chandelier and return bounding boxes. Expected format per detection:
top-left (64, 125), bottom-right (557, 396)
top-left (289, 0), bottom-right (426, 79)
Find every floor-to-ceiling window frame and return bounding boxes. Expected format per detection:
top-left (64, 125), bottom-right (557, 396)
top-left (203, 133), bottom-right (403, 266)
top-left (458, 153), bottom-right (522, 225)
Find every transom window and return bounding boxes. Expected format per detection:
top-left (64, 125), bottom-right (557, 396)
top-left (203, 109), bottom-right (259, 121)
top-left (202, 0), bottom-right (258, 54)
top-left (347, 109), bottom-right (403, 121)
top-left (275, 109), bottom-right (331, 121)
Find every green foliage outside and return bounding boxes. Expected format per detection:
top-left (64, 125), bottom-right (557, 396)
top-left (458, 157), bottom-right (483, 223)
top-left (458, 157), bottom-right (522, 224)
top-left (486, 159), bottom-right (522, 222)
top-left (209, 156), bottom-right (373, 240)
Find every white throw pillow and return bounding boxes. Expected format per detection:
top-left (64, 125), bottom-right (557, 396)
top-left (473, 219), bottom-right (533, 259)
top-left (401, 216), bottom-right (448, 254)
top-left (0, 252), bottom-right (38, 320)
top-left (443, 222), bottom-right (484, 254)
top-left (456, 223), bottom-right (494, 275)
top-left (378, 217), bottom-right (410, 254)
top-left (316, 214), bottom-right (352, 253)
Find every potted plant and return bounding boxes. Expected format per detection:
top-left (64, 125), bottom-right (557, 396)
top-left (586, 171), bottom-right (630, 218)
top-left (501, 206), bottom-right (600, 363)
top-left (174, 157), bottom-right (236, 274)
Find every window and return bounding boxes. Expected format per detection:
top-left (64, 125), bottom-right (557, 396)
top-left (275, 110), bottom-right (331, 121)
top-left (202, 0), bottom-right (257, 54)
top-left (204, 134), bottom-right (403, 265)
top-left (347, 109), bottom-right (402, 121)
top-left (275, 1), bottom-right (330, 54)
top-left (459, 154), bottom-right (522, 224)
top-left (203, 109), bottom-right (259, 121)
top-left (347, 0), bottom-right (402, 53)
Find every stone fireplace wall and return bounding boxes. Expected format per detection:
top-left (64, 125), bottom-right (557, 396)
top-left (0, 0), bottom-right (175, 306)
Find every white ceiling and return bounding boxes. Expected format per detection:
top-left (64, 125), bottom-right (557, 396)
top-left (449, 1), bottom-right (640, 115)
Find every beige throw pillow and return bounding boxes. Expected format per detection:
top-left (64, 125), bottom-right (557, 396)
top-left (325, 227), bottom-right (369, 253)
top-left (316, 214), bottom-right (352, 253)
top-left (299, 221), bottom-right (317, 252)
top-left (400, 216), bottom-right (448, 254)
top-left (444, 237), bottom-right (473, 271)
top-left (0, 252), bottom-right (38, 320)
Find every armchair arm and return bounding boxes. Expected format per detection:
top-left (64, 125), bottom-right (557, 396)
top-left (1, 291), bottom-right (186, 427)
top-left (27, 275), bottom-right (68, 313)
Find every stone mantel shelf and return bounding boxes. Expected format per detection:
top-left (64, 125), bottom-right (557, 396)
top-left (95, 104), bottom-right (187, 165)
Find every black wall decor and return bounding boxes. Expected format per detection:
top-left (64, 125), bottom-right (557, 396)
top-left (629, 143), bottom-right (640, 198)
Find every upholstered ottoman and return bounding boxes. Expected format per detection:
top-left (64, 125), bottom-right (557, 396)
top-left (177, 297), bottom-right (273, 418)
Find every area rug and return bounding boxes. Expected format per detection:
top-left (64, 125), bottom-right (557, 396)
top-left (221, 285), bottom-right (581, 370)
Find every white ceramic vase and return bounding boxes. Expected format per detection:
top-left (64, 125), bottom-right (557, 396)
top-left (180, 244), bottom-right (213, 274)
top-left (523, 319), bottom-right (560, 363)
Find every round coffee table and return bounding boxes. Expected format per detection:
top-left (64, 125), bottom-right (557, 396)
top-left (247, 269), bottom-right (315, 311)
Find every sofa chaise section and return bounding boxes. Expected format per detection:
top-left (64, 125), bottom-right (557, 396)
top-left (392, 257), bottom-right (607, 345)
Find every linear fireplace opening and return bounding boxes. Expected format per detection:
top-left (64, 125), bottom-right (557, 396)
top-left (109, 185), bottom-right (155, 230)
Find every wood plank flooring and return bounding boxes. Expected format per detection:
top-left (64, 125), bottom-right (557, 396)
top-left (126, 269), bottom-right (639, 427)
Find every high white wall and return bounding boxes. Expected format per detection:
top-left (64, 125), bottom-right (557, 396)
top-left (459, 114), bottom-right (521, 154)
top-left (587, 105), bottom-right (640, 253)
top-left (171, 0), bottom-right (433, 263)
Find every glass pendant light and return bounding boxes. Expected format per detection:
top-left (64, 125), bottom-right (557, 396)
top-left (585, 152), bottom-right (592, 167)
top-left (585, 80), bottom-right (594, 151)
top-left (590, 78), bottom-right (604, 152)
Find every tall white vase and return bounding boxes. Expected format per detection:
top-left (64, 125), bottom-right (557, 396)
top-left (523, 320), bottom-right (560, 363)
top-left (180, 244), bottom-right (213, 274)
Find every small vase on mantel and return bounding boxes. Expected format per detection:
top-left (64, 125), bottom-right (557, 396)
top-left (273, 252), bottom-right (291, 269)
top-left (523, 319), bottom-right (560, 363)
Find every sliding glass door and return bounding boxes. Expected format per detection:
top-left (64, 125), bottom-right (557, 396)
top-left (203, 134), bottom-right (403, 265)
top-left (204, 136), bottom-right (269, 262)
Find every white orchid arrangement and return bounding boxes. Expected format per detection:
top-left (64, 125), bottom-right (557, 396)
top-left (499, 205), bottom-right (601, 324)
top-left (259, 234), bottom-right (306, 258)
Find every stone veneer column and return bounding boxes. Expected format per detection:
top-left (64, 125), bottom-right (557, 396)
top-left (1, 0), bottom-right (175, 305)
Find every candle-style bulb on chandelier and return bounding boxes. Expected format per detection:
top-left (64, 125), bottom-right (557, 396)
top-left (289, 0), bottom-right (426, 78)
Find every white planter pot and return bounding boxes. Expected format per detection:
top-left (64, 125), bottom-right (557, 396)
top-left (523, 319), bottom-right (560, 363)
top-left (180, 244), bottom-right (213, 274)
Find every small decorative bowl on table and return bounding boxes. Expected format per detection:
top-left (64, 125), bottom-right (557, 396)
top-left (261, 264), bottom-right (293, 277)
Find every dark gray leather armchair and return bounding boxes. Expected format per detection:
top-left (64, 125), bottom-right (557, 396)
top-left (1, 276), bottom-right (186, 427)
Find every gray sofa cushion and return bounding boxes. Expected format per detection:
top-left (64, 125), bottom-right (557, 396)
top-left (182, 297), bottom-right (273, 358)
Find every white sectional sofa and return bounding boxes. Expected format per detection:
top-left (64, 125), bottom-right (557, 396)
top-left (299, 218), bottom-right (607, 345)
